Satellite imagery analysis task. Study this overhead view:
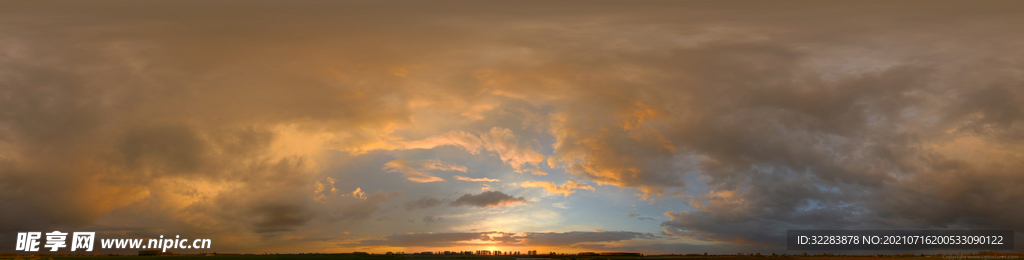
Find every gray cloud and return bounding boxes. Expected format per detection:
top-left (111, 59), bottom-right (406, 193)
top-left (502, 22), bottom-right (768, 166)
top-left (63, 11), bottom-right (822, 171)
top-left (628, 213), bottom-right (656, 221)
top-left (250, 204), bottom-right (311, 233)
top-left (450, 191), bottom-right (526, 207)
top-left (422, 216), bottom-right (443, 226)
top-left (120, 125), bottom-right (207, 175)
top-left (404, 196), bottom-right (446, 211)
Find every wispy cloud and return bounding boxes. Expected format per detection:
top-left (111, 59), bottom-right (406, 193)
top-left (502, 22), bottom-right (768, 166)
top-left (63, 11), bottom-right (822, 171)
top-left (455, 176), bottom-right (501, 182)
top-left (382, 159), bottom-right (444, 183)
top-left (420, 159), bottom-right (469, 172)
top-left (520, 180), bottom-right (595, 196)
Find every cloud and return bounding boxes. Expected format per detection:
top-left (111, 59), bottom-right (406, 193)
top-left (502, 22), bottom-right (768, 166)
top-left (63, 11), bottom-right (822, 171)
top-left (381, 158), bottom-right (473, 183)
top-left (382, 159), bottom-right (444, 183)
top-left (404, 127), bottom-right (546, 174)
top-left (404, 196), bottom-right (446, 210)
top-left (313, 177), bottom-right (338, 202)
top-left (119, 125), bottom-right (207, 174)
top-left (422, 216), bottom-right (443, 226)
top-left (403, 131), bottom-right (482, 151)
top-left (454, 176), bottom-right (501, 182)
top-left (420, 159), bottom-right (469, 172)
top-left (628, 213), bottom-right (656, 221)
top-left (351, 187), bottom-right (366, 200)
top-left (249, 204), bottom-right (313, 233)
top-left (0, 6), bottom-right (422, 249)
top-left (450, 191), bottom-right (526, 207)
top-left (326, 190), bottom-right (404, 222)
top-left (520, 180), bottom-right (595, 196)
top-left (491, 18), bottom-right (1024, 247)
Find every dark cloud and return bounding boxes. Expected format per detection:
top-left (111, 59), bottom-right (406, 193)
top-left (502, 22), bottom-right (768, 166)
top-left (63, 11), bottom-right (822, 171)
top-left (629, 45), bottom-right (1024, 247)
top-left (450, 191), bottom-right (525, 207)
top-left (250, 204), bottom-right (311, 233)
top-left (0, 0), bottom-right (420, 250)
top-left (120, 125), bottom-right (207, 174)
top-left (628, 213), bottom-right (656, 221)
top-left (404, 196), bottom-right (446, 210)
top-left (422, 216), bottom-right (443, 226)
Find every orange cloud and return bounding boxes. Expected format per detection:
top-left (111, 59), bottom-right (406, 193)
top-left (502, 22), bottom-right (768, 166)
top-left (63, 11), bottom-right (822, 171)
top-left (382, 159), bottom-right (444, 183)
top-left (454, 176), bottom-right (501, 182)
top-left (520, 180), bottom-right (595, 196)
top-left (421, 159), bottom-right (469, 172)
top-left (403, 127), bottom-right (545, 174)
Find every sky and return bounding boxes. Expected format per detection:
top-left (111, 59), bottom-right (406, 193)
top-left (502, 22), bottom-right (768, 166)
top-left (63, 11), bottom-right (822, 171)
top-left (1, 0), bottom-right (1024, 255)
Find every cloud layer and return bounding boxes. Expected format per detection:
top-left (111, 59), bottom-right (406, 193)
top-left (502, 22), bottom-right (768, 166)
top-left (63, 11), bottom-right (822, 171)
top-left (1, 0), bottom-right (1023, 254)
